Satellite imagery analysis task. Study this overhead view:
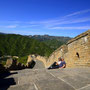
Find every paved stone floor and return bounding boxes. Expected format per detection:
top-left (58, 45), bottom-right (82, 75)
top-left (0, 68), bottom-right (90, 90)
top-left (33, 60), bottom-right (45, 69)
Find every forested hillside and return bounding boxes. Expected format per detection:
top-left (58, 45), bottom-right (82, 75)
top-left (0, 34), bottom-right (53, 57)
top-left (0, 33), bottom-right (71, 58)
top-left (0, 33), bottom-right (71, 65)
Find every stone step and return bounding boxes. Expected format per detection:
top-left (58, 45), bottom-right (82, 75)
top-left (74, 63), bottom-right (90, 65)
top-left (74, 62), bottom-right (90, 65)
top-left (74, 60), bottom-right (90, 62)
top-left (75, 63), bottom-right (87, 66)
top-left (7, 83), bottom-right (36, 90)
top-left (74, 62), bottom-right (90, 63)
top-left (74, 65), bottom-right (89, 67)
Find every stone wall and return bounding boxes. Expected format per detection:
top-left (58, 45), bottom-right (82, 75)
top-left (46, 45), bottom-right (68, 67)
top-left (36, 55), bottom-right (47, 67)
top-left (35, 45), bottom-right (68, 68)
top-left (65, 30), bottom-right (90, 67)
top-left (35, 30), bottom-right (90, 68)
top-left (48, 30), bottom-right (90, 68)
top-left (26, 55), bottom-right (33, 67)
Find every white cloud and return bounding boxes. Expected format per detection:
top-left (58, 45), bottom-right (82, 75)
top-left (64, 9), bottom-right (90, 17)
top-left (0, 9), bottom-right (90, 29)
top-left (20, 24), bottom-right (40, 28)
top-left (46, 17), bottom-right (90, 27)
top-left (24, 9), bottom-right (90, 28)
top-left (49, 26), bottom-right (90, 30)
top-left (7, 25), bottom-right (17, 28)
top-left (43, 9), bottom-right (90, 27)
top-left (0, 25), bottom-right (17, 28)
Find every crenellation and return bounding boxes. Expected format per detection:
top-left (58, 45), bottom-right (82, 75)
top-left (67, 30), bottom-right (90, 44)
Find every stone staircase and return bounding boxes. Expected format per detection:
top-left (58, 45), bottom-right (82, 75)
top-left (1, 68), bottom-right (90, 90)
top-left (74, 60), bottom-right (90, 67)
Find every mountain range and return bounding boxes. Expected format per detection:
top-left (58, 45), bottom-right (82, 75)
top-left (0, 32), bottom-right (71, 57)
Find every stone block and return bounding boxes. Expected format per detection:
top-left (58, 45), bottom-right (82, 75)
top-left (5, 58), bottom-right (18, 70)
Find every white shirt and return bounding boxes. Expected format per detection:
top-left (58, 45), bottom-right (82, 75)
top-left (57, 61), bottom-right (61, 65)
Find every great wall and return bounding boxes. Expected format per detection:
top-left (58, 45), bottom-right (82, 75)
top-left (35, 30), bottom-right (90, 68)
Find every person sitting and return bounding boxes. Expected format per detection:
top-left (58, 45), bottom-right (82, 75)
top-left (59, 58), bottom-right (66, 68)
top-left (56, 57), bottom-right (62, 66)
top-left (48, 57), bottom-right (66, 69)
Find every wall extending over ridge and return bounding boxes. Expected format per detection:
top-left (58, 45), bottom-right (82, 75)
top-left (36, 30), bottom-right (90, 68)
top-left (35, 55), bottom-right (47, 67)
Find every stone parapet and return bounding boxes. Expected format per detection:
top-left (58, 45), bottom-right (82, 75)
top-left (67, 30), bottom-right (90, 44)
top-left (36, 30), bottom-right (90, 68)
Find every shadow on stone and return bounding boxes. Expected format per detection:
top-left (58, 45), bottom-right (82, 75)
top-left (27, 60), bottom-right (36, 69)
top-left (0, 72), bottom-right (17, 90)
top-left (0, 72), bottom-right (18, 79)
top-left (0, 78), bottom-right (16, 90)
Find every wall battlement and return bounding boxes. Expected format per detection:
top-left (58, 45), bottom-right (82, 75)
top-left (67, 30), bottom-right (90, 44)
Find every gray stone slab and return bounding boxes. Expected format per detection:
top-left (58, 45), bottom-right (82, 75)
top-left (18, 76), bottom-right (34, 85)
top-left (35, 77), bottom-right (74, 90)
top-left (78, 72), bottom-right (90, 79)
top-left (1, 68), bottom-right (90, 90)
top-left (48, 69), bottom-right (69, 78)
top-left (17, 69), bottom-right (36, 77)
top-left (34, 70), bottom-right (75, 90)
top-left (78, 85), bottom-right (90, 90)
top-left (7, 84), bottom-right (36, 90)
top-left (61, 68), bottom-right (90, 74)
top-left (33, 60), bottom-right (45, 69)
top-left (33, 68), bottom-right (47, 74)
top-left (35, 71), bottom-right (56, 81)
top-left (61, 75), bottom-right (90, 89)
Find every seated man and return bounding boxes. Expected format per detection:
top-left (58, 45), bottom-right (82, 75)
top-left (59, 58), bottom-right (66, 68)
top-left (48, 57), bottom-right (66, 69)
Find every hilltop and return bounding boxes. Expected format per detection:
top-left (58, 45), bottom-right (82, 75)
top-left (29, 35), bottom-right (71, 42)
top-left (28, 34), bottom-right (71, 50)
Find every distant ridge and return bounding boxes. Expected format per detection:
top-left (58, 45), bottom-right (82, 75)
top-left (0, 32), bottom-right (71, 53)
top-left (0, 32), bottom-right (72, 42)
top-left (28, 34), bottom-right (71, 42)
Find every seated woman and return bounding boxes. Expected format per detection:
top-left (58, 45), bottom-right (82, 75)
top-left (48, 57), bottom-right (66, 69)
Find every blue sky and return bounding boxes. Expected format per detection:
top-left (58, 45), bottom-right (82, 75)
top-left (0, 0), bottom-right (90, 37)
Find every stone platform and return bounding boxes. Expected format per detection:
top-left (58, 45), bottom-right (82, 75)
top-left (0, 68), bottom-right (90, 90)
